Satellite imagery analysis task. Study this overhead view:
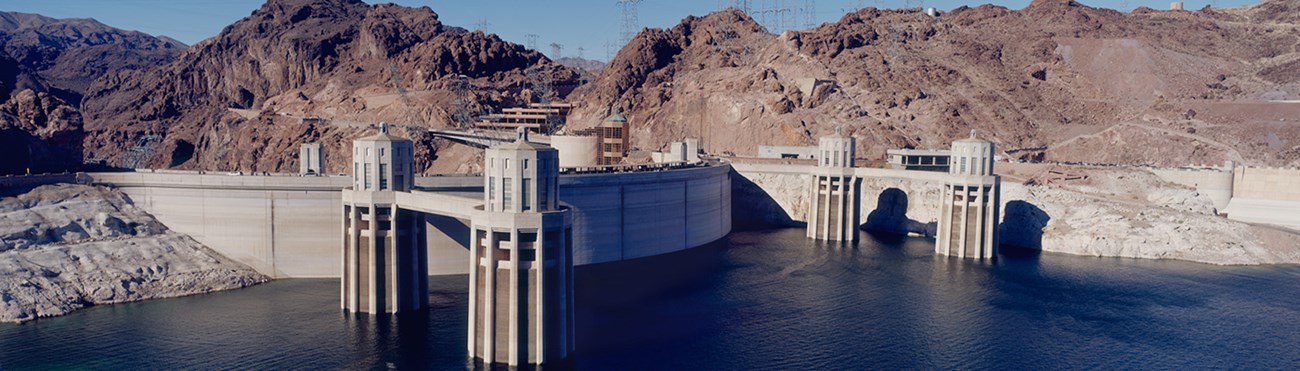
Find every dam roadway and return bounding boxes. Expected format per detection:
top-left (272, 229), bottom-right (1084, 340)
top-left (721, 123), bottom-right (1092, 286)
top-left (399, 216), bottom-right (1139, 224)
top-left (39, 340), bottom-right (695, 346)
top-left (86, 163), bottom-right (732, 278)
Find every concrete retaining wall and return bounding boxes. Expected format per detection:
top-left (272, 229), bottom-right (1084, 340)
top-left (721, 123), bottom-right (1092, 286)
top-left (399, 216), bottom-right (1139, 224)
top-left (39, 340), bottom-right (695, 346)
top-left (1146, 168), bottom-right (1234, 211)
top-left (0, 173), bottom-right (83, 190)
top-left (1224, 167), bottom-right (1300, 230)
top-left (85, 165), bottom-right (732, 277)
top-left (731, 163), bottom-right (947, 237)
top-left (88, 173), bottom-right (350, 278)
top-left (1233, 167), bottom-right (1300, 201)
top-left (562, 164), bottom-right (732, 264)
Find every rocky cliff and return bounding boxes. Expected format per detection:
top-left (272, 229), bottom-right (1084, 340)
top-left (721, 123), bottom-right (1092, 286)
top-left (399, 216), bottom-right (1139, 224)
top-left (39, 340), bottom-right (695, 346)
top-left (0, 184), bottom-right (266, 323)
top-left (81, 0), bottom-right (577, 174)
top-left (0, 11), bottom-right (183, 175)
top-left (570, 0), bottom-right (1300, 167)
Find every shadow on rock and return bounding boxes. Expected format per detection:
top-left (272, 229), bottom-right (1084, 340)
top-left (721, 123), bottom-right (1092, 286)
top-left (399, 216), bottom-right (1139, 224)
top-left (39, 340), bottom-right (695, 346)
top-left (861, 188), bottom-right (936, 237)
top-left (998, 200), bottom-right (1050, 257)
top-left (729, 169), bottom-right (801, 230)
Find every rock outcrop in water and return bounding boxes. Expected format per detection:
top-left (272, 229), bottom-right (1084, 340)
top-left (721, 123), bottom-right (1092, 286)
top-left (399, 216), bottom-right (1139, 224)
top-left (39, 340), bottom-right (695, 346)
top-left (0, 184), bottom-right (266, 323)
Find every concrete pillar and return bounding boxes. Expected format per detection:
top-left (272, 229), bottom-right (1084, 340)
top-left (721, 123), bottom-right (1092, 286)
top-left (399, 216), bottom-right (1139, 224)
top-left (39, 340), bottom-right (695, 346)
top-left (470, 129), bottom-right (574, 366)
top-left (342, 126), bottom-right (426, 314)
top-left (935, 132), bottom-right (1000, 260)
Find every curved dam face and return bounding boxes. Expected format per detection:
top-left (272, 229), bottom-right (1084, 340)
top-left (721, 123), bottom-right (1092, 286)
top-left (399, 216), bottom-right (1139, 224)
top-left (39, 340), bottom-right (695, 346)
top-left (86, 164), bottom-right (732, 278)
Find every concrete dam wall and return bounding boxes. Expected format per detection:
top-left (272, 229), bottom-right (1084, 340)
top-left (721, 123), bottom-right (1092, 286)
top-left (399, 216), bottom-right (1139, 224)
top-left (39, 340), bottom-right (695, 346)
top-left (730, 163), bottom-right (948, 237)
top-left (86, 165), bottom-right (732, 278)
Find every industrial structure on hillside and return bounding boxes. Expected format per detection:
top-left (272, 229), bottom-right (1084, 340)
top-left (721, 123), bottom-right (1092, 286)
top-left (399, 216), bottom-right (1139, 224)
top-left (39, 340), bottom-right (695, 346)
top-left (475, 102), bottom-right (574, 133)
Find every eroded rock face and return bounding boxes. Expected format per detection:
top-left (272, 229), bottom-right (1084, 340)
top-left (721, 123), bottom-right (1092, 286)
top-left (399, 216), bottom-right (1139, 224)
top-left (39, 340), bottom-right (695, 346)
top-left (570, 0), bottom-right (1300, 168)
top-left (0, 89), bottom-right (83, 174)
top-left (0, 11), bottom-right (184, 103)
top-left (81, 0), bottom-right (578, 174)
top-left (0, 11), bottom-right (182, 174)
top-left (0, 184), bottom-right (267, 323)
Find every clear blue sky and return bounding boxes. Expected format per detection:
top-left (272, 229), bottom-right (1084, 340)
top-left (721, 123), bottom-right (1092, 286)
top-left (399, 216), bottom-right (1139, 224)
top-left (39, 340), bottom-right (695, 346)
top-left (1, 0), bottom-right (1258, 62)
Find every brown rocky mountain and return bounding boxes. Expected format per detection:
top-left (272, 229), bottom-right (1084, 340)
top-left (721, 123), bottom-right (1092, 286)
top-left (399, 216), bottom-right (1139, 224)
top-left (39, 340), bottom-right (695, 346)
top-left (0, 11), bottom-right (185, 104)
top-left (0, 11), bottom-right (183, 175)
top-left (566, 0), bottom-right (1300, 167)
top-left (81, 0), bottom-right (577, 173)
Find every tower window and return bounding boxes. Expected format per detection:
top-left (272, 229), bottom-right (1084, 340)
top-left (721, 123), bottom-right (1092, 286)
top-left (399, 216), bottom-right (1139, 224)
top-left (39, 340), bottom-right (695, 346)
top-left (379, 164), bottom-right (388, 190)
top-left (522, 179), bottom-right (531, 211)
top-left (363, 163), bottom-right (371, 190)
top-left (503, 178), bottom-right (513, 210)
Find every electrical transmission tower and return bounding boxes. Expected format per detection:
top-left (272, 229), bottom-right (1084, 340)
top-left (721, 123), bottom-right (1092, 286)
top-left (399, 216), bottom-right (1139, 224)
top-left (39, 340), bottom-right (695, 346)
top-left (448, 75), bottom-right (473, 129)
top-left (753, 0), bottom-right (804, 34)
top-left (802, 0), bottom-right (816, 29)
top-left (577, 46), bottom-right (585, 59)
top-left (604, 40), bottom-right (617, 62)
top-left (718, 0), bottom-right (753, 13)
top-left (550, 43), bottom-right (564, 59)
top-left (525, 34), bottom-right (539, 51)
top-left (617, 0), bottom-right (644, 46)
top-left (474, 18), bottom-right (490, 32)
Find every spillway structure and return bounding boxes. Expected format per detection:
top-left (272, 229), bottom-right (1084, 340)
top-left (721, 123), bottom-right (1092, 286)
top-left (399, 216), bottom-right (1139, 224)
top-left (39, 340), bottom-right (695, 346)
top-left (935, 131), bottom-right (1001, 259)
top-left (806, 130), bottom-right (861, 241)
top-left (341, 123), bottom-right (428, 314)
top-left (468, 128), bottom-right (574, 366)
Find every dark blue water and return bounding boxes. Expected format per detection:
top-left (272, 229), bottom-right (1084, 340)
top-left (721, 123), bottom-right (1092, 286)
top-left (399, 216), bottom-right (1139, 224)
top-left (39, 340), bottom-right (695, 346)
top-left (2, 228), bottom-right (1298, 370)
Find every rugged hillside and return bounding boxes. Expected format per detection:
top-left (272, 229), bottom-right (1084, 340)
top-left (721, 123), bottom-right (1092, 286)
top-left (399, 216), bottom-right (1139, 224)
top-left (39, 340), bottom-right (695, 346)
top-left (0, 11), bottom-right (183, 175)
top-left (0, 11), bottom-right (184, 104)
top-left (82, 0), bottom-right (577, 173)
top-left (569, 0), bottom-right (1300, 167)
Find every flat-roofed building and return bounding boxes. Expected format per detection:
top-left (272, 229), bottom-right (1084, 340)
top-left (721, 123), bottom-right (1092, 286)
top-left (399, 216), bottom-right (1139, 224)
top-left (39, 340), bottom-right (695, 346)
top-left (758, 145), bottom-right (819, 160)
top-left (886, 149), bottom-right (951, 172)
top-left (475, 102), bottom-right (575, 133)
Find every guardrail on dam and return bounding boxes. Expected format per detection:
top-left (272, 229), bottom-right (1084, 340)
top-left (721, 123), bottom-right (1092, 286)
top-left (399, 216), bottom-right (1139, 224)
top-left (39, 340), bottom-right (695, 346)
top-left (85, 164), bottom-right (731, 278)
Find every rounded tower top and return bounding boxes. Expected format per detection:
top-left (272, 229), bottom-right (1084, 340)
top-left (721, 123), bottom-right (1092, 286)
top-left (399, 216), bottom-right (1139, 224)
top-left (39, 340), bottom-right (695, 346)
top-left (818, 130), bottom-right (855, 168)
top-left (950, 130), bottom-right (995, 176)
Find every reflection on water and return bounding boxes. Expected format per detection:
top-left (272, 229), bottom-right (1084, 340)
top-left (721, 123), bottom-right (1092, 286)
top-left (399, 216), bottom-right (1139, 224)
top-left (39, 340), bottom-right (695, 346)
top-left (2, 228), bottom-right (1298, 370)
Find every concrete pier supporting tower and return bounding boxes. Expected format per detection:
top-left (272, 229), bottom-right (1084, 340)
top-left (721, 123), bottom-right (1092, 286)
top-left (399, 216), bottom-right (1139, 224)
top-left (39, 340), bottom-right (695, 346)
top-left (807, 131), bottom-right (860, 241)
top-left (469, 128), bottom-right (574, 366)
top-left (341, 124), bottom-right (428, 313)
top-left (936, 131), bottom-right (1001, 259)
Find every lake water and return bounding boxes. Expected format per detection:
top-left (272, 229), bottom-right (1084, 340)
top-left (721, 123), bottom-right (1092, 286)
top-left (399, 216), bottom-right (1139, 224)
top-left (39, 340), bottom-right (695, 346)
top-left (2, 228), bottom-right (1297, 370)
